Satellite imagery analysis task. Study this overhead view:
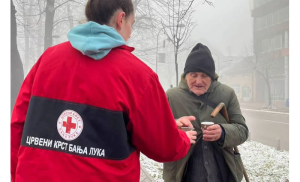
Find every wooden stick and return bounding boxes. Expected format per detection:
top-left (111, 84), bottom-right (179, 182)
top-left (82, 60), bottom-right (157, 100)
top-left (210, 103), bottom-right (225, 118)
top-left (211, 102), bottom-right (250, 182)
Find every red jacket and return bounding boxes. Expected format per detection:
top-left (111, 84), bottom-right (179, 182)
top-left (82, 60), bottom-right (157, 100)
top-left (11, 42), bottom-right (190, 182)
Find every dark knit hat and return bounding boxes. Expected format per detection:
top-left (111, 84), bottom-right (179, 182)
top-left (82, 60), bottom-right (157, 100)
top-left (184, 43), bottom-right (215, 80)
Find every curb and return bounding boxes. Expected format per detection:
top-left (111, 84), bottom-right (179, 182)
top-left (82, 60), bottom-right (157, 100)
top-left (241, 108), bottom-right (289, 115)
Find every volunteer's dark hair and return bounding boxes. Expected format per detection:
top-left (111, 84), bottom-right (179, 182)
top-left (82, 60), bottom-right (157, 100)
top-left (85, 0), bottom-right (134, 25)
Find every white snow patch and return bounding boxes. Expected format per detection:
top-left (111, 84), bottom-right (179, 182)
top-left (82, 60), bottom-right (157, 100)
top-left (140, 141), bottom-right (289, 182)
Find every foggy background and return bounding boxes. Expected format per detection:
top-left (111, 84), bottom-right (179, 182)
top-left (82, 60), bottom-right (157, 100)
top-left (11, 0), bottom-right (289, 157)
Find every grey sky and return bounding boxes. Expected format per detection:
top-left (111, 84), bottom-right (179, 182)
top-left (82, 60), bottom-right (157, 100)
top-left (191, 0), bottom-right (253, 56)
top-left (157, 0), bottom-right (254, 90)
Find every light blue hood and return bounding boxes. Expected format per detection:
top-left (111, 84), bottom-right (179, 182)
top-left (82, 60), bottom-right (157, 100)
top-left (67, 21), bottom-right (125, 60)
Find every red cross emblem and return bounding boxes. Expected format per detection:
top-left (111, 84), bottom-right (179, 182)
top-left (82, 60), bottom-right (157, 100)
top-left (57, 110), bottom-right (84, 141)
top-left (62, 117), bottom-right (76, 134)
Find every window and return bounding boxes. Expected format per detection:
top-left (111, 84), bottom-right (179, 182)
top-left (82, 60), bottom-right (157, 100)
top-left (257, 16), bottom-right (267, 30)
top-left (256, 18), bottom-right (261, 30)
top-left (270, 79), bottom-right (285, 100)
top-left (279, 8), bottom-right (285, 23)
top-left (274, 34), bottom-right (282, 50)
top-left (273, 11), bottom-right (279, 24)
top-left (261, 16), bottom-right (267, 29)
top-left (269, 58), bottom-right (285, 76)
top-left (284, 31), bottom-right (289, 48)
top-left (230, 85), bottom-right (240, 94)
top-left (279, 7), bottom-right (289, 23)
top-left (270, 37), bottom-right (275, 50)
top-left (265, 39), bottom-right (270, 52)
top-left (283, 7), bottom-right (289, 21)
top-left (261, 38), bottom-right (270, 52)
top-left (254, 0), bottom-right (272, 8)
top-left (284, 56), bottom-right (289, 72)
top-left (284, 56), bottom-right (289, 99)
top-left (267, 14), bottom-right (273, 27)
top-left (261, 39), bottom-right (266, 52)
top-left (244, 73), bottom-right (249, 78)
top-left (256, 6), bottom-right (288, 31)
top-left (242, 86), bottom-right (251, 101)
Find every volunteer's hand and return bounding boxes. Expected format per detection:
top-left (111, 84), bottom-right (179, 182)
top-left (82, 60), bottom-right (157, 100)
top-left (175, 116), bottom-right (195, 129)
top-left (202, 124), bottom-right (222, 142)
top-left (186, 130), bottom-right (197, 144)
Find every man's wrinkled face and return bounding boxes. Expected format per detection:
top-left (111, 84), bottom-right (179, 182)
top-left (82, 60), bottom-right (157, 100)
top-left (186, 72), bottom-right (212, 96)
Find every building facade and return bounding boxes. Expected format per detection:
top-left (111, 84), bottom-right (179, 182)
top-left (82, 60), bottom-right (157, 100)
top-left (219, 60), bottom-right (257, 102)
top-left (250, 0), bottom-right (289, 104)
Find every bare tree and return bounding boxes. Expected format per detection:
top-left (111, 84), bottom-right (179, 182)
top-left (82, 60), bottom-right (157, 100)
top-left (130, 0), bottom-right (214, 87)
top-left (22, 1), bottom-right (30, 73)
top-left (157, 0), bottom-right (213, 86)
top-left (129, 0), bottom-right (160, 66)
top-left (11, 0), bottom-right (24, 113)
top-left (14, 0), bottom-right (213, 83)
top-left (44, 0), bottom-right (55, 50)
top-left (67, 2), bottom-right (74, 29)
top-left (14, 0), bottom-right (86, 74)
top-left (44, 0), bottom-right (77, 50)
top-left (36, 1), bottom-right (45, 59)
top-left (243, 41), bottom-right (284, 106)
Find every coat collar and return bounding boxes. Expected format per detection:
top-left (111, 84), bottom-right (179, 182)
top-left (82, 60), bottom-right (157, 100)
top-left (116, 45), bottom-right (135, 52)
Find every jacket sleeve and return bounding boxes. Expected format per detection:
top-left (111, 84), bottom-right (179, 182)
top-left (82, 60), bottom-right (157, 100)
top-left (11, 60), bottom-right (40, 182)
top-left (128, 73), bottom-right (190, 162)
top-left (220, 90), bottom-right (249, 148)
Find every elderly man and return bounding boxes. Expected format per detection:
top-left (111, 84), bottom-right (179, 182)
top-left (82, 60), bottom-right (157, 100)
top-left (163, 43), bottom-right (248, 182)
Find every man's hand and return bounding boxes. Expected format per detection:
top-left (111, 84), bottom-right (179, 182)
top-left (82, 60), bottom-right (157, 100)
top-left (202, 124), bottom-right (222, 142)
top-left (176, 116), bottom-right (197, 144)
top-left (175, 116), bottom-right (195, 129)
top-left (186, 131), bottom-right (197, 144)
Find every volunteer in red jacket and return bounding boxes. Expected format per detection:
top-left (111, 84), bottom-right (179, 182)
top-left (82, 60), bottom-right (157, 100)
top-left (11, 0), bottom-right (197, 181)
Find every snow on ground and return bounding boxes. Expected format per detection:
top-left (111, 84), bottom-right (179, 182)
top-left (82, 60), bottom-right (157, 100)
top-left (140, 141), bottom-right (289, 182)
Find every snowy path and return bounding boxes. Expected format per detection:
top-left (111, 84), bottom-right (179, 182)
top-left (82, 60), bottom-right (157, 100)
top-left (140, 141), bottom-right (289, 182)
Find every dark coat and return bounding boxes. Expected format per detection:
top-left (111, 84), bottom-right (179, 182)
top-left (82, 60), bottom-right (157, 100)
top-left (163, 74), bottom-right (249, 182)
